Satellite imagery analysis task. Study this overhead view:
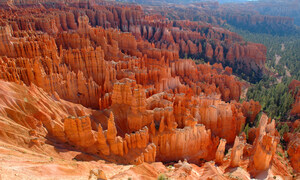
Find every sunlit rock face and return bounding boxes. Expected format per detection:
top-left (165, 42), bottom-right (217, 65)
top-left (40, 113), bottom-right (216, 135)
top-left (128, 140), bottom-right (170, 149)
top-left (287, 133), bottom-right (300, 173)
top-left (0, 1), bottom-right (297, 179)
top-left (285, 120), bottom-right (300, 173)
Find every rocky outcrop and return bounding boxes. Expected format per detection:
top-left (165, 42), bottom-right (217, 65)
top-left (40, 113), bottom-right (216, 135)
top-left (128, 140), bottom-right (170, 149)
top-left (153, 125), bottom-right (218, 164)
top-left (62, 111), bottom-right (157, 164)
top-left (0, 78), bottom-right (157, 165)
top-left (241, 100), bottom-right (261, 123)
top-left (225, 42), bottom-right (266, 80)
top-left (284, 120), bottom-right (300, 173)
top-left (133, 0), bottom-right (297, 35)
top-left (250, 114), bottom-right (279, 175)
top-left (173, 159), bottom-right (193, 175)
top-left (0, 79), bottom-right (91, 148)
top-left (64, 116), bottom-right (96, 148)
top-left (0, 11), bottom-right (257, 166)
top-left (0, 2), bottom-right (296, 178)
top-left (223, 11), bottom-right (295, 35)
top-left (198, 97), bottom-right (245, 143)
top-left (287, 133), bottom-right (300, 173)
top-left (215, 138), bottom-right (226, 164)
top-left (230, 135), bottom-right (246, 167)
top-left (0, 1), bottom-right (268, 83)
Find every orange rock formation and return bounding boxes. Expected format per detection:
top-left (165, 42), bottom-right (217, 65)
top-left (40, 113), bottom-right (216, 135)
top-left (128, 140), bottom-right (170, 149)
top-left (0, 1), bottom-right (297, 179)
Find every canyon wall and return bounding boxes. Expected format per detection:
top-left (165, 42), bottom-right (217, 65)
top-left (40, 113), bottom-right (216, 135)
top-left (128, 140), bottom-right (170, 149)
top-left (0, 0), bottom-right (267, 82)
top-left (0, 1), bottom-right (295, 179)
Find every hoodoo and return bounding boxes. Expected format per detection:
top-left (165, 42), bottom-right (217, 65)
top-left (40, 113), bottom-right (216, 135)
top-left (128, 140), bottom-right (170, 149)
top-left (0, 0), bottom-right (299, 179)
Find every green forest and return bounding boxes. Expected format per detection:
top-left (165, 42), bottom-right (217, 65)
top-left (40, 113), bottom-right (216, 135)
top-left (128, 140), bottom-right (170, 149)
top-left (225, 25), bottom-right (300, 81)
top-left (247, 78), bottom-right (295, 121)
top-left (225, 25), bottom-right (300, 124)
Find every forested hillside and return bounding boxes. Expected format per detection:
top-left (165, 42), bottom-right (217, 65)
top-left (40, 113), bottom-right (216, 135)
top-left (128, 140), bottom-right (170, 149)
top-left (226, 26), bottom-right (300, 80)
top-left (224, 25), bottom-right (300, 122)
top-left (247, 78), bottom-right (295, 120)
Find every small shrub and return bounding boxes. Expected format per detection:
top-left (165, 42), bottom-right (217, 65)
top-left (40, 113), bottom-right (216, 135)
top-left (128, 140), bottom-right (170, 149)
top-left (243, 123), bottom-right (250, 139)
top-left (277, 151), bottom-right (283, 157)
top-left (157, 173), bottom-right (167, 180)
top-left (284, 151), bottom-right (289, 158)
top-left (278, 123), bottom-right (289, 137)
